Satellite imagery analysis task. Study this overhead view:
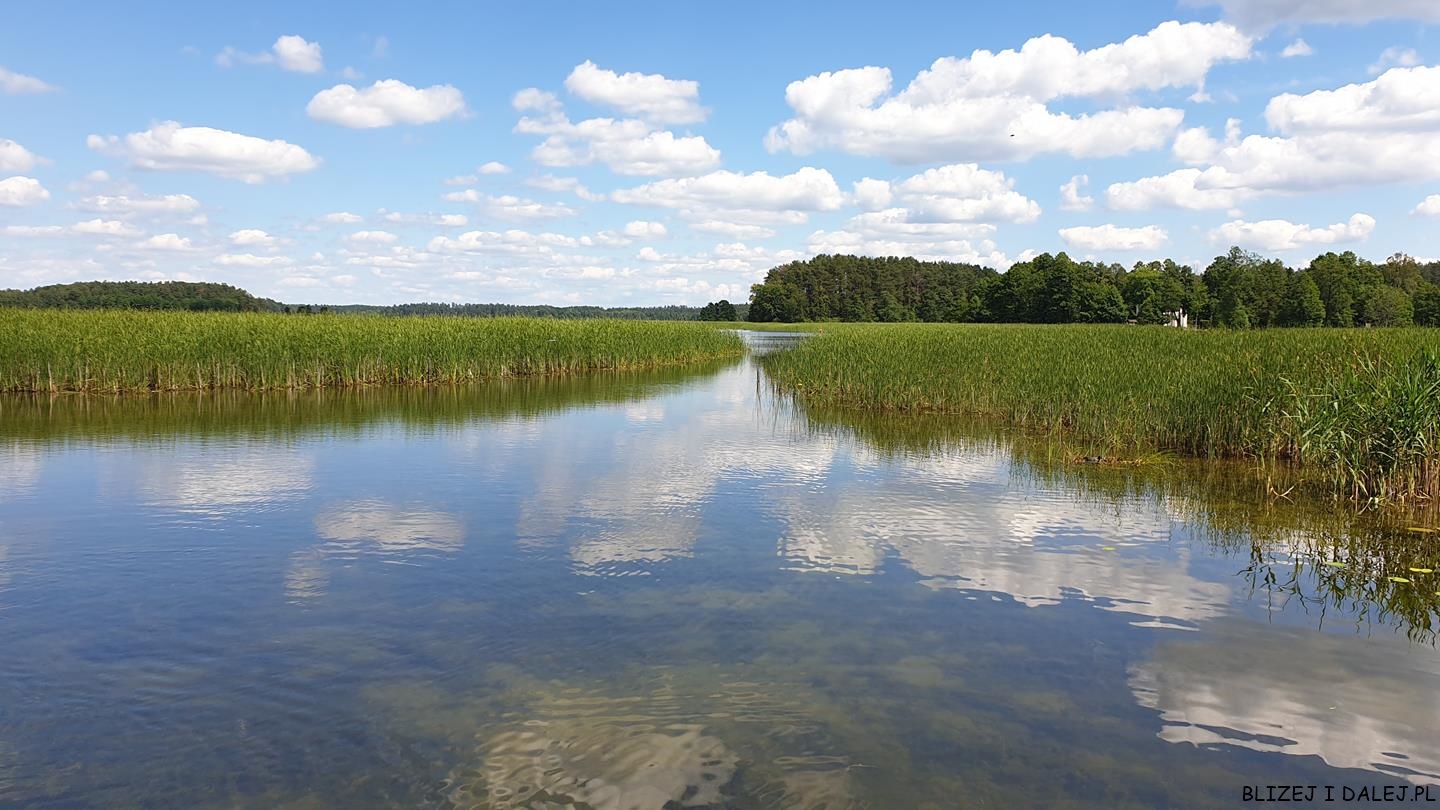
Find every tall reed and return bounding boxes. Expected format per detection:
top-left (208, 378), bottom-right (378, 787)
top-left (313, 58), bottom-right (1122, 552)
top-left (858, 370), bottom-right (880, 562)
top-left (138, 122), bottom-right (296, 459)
top-left (761, 324), bottom-right (1440, 503)
top-left (0, 310), bottom-right (744, 393)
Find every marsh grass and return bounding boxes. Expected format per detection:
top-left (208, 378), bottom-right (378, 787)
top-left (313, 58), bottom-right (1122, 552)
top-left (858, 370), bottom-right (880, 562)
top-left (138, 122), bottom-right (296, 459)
top-left (0, 310), bottom-right (744, 393)
top-left (761, 323), bottom-right (1440, 503)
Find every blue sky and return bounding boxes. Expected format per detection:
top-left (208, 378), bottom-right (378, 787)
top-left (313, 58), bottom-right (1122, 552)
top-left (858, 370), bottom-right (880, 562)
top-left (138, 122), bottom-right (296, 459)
top-left (2, 0), bottom-right (1438, 305)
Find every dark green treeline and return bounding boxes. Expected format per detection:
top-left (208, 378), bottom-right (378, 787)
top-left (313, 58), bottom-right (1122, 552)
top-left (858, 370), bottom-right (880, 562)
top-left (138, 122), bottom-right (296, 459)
top-left (747, 249), bottom-right (1440, 327)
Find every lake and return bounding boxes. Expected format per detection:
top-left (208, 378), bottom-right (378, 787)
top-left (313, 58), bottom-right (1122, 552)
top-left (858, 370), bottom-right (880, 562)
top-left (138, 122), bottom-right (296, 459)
top-left (1, 333), bottom-right (1437, 808)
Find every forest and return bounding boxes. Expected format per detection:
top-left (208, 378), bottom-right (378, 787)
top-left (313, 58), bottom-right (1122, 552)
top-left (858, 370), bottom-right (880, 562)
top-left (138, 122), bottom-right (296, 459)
top-left (746, 250), bottom-right (1440, 327)
top-left (0, 281), bottom-right (282, 312)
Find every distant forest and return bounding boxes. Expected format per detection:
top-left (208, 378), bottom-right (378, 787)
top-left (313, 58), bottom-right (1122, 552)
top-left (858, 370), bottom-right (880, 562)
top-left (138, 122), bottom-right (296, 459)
top-left (0, 282), bottom-right (744, 321)
top-left (0, 281), bottom-right (282, 312)
top-left (7, 249), bottom-right (1440, 328)
top-left (747, 250), bottom-right (1440, 327)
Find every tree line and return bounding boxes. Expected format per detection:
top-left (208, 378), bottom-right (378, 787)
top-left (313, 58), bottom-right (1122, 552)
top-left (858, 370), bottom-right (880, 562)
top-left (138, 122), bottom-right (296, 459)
top-left (0, 281), bottom-right (282, 312)
top-left (746, 250), bottom-right (1440, 327)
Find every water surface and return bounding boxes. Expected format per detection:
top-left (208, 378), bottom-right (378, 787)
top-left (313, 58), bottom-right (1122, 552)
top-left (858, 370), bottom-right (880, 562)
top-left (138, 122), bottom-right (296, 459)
top-left (2, 337), bottom-right (1438, 808)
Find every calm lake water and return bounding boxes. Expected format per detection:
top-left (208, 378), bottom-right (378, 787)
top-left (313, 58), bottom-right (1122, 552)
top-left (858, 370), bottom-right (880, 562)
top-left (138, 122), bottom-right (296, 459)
top-left (1, 333), bottom-right (1438, 808)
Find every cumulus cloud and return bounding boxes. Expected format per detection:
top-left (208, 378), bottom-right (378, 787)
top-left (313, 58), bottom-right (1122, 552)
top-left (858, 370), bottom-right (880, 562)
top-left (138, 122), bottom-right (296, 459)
top-left (482, 195), bottom-right (580, 220)
top-left (0, 66), bottom-right (54, 94)
top-left (1280, 39), bottom-right (1313, 58)
top-left (0, 176), bottom-right (49, 207)
top-left (623, 220), bottom-right (668, 238)
top-left (518, 110), bottom-right (721, 176)
top-left (525, 174), bottom-right (603, 200)
top-left (1058, 224), bottom-right (1169, 251)
top-left (765, 21), bottom-right (1252, 163)
top-left (346, 230), bottom-right (399, 244)
top-left (1109, 66), bottom-right (1440, 210)
top-left (88, 122), bottom-right (318, 182)
top-left (612, 168), bottom-right (845, 219)
top-left (71, 218), bottom-right (141, 237)
top-left (689, 220), bottom-right (778, 240)
top-left (214, 253), bottom-right (295, 267)
top-left (74, 192), bottom-right (201, 215)
top-left (564, 61), bottom-right (706, 124)
top-left (136, 233), bottom-right (197, 251)
top-left (230, 229), bottom-right (275, 246)
top-left (479, 161), bottom-right (509, 174)
top-left (852, 178), bottom-right (894, 212)
top-left (1209, 213), bottom-right (1375, 251)
top-left (217, 35), bottom-right (324, 73)
top-left (307, 80), bottom-right (467, 127)
top-left (1196, 0), bottom-right (1440, 30)
top-left (0, 139), bottom-right (40, 173)
top-left (889, 163), bottom-right (1041, 223)
top-left (513, 85), bottom-right (720, 176)
top-left (1414, 194), bottom-right (1440, 217)
top-left (321, 211), bottom-right (363, 224)
top-left (1059, 175), bottom-right (1094, 211)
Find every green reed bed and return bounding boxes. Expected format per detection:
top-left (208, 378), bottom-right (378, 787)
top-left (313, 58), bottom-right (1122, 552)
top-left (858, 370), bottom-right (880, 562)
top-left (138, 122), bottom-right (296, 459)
top-left (0, 310), bottom-right (744, 393)
top-left (762, 324), bottom-right (1440, 503)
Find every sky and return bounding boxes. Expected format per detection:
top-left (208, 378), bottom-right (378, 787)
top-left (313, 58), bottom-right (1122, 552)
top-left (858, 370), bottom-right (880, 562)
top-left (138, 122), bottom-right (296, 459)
top-left (2, 0), bottom-right (1439, 306)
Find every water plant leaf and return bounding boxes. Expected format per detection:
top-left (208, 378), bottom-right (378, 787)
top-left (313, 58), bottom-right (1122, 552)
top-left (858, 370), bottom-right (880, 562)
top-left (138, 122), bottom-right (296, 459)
top-left (1408, 527), bottom-right (1437, 534)
top-left (1388, 576), bottom-right (1412, 584)
top-left (1322, 561), bottom-right (1346, 568)
top-left (1408, 567), bottom-right (1434, 574)
top-left (1101, 546), bottom-right (1117, 551)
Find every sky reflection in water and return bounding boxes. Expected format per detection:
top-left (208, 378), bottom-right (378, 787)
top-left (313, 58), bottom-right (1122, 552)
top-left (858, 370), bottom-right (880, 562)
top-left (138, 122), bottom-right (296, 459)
top-left (0, 345), bottom-right (1437, 808)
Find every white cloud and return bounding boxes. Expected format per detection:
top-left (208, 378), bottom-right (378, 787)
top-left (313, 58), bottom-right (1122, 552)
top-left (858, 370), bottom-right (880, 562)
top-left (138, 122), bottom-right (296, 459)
top-left (346, 230), bottom-right (399, 244)
top-left (525, 174), bottom-right (603, 200)
top-left (1280, 39), bottom-right (1313, 58)
top-left (520, 115), bottom-right (721, 176)
top-left (0, 66), bottom-right (55, 94)
top-left (890, 163), bottom-right (1041, 223)
top-left (2, 219), bottom-right (141, 238)
top-left (0, 139), bottom-right (40, 173)
top-left (272, 35), bottom-right (324, 73)
top-left (427, 228), bottom-right (579, 255)
top-left (137, 233), bottom-right (196, 251)
top-left (1368, 46), bottom-right (1421, 75)
top-left (1058, 224), bottom-right (1169, 251)
top-left (478, 161), bottom-right (509, 175)
top-left (307, 80), bottom-right (467, 128)
top-left (852, 178), bottom-right (894, 211)
top-left (623, 220), bottom-right (668, 238)
top-left (1414, 194), bottom-right (1440, 217)
top-left (514, 87), bottom-right (721, 176)
top-left (1198, 0), bottom-right (1440, 30)
top-left (71, 218), bottom-right (140, 237)
top-left (1106, 168), bottom-right (1251, 210)
top-left (0, 176), bottom-right (49, 207)
top-left (689, 221), bottom-right (778, 240)
top-left (75, 192), bottom-right (202, 215)
top-left (88, 122), bottom-right (318, 183)
top-left (1109, 67), bottom-right (1440, 210)
top-left (322, 211), bottom-right (363, 224)
top-left (217, 35), bottom-right (324, 73)
top-left (381, 211), bottom-right (469, 227)
top-left (229, 229), bottom-right (275, 246)
top-left (765, 21), bottom-right (1252, 162)
top-left (1209, 213), bottom-right (1376, 251)
top-left (563, 61), bottom-right (706, 124)
top-left (1059, 175), bottom-right (1094, 212)
top-left (215, 253), bottom-right (295, 267)
top-left (0, 224), bottom-right (64, 237)
top-left (612, 167), bottom-right (845, 215)
top-left (482, 195), bottom-right (580, 220)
